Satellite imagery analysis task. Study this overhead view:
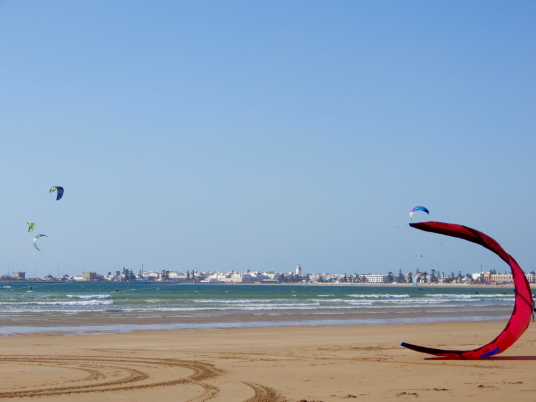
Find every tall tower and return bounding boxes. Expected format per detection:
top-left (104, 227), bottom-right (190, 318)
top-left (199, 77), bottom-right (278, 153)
top-left (296, 265), bottom-right (302, 276)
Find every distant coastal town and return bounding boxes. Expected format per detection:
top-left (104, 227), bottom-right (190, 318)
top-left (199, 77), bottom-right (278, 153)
top-left (1, 265), bottom-right (532, 285)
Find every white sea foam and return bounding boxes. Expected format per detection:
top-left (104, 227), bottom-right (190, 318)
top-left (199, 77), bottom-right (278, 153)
top-left (426, 293), bottom-right (511, 298)
top-left (193, 299), bottom-right (308, 304)
top-left (348, 294), bottom-right (410, 298)
top-left (67, 294), bottom-right (112, 299)
top-left (34, 300), bottom-right (113, 306)
top-left (118, 305), bottom-right (353, 312)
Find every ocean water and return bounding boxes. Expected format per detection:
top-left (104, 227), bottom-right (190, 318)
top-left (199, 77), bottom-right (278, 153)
top-left (0, 282), bottom-right (515, 335)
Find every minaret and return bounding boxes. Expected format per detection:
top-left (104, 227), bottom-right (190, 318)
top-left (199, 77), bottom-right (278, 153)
top-left (296, 265), bottom-right (302, 276)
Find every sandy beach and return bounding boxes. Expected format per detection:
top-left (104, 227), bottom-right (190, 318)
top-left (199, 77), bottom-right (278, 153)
top-left (0, 320), bottom-right (534, 401)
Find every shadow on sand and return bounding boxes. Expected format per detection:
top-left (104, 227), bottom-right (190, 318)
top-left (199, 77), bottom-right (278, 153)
top-left (425, 356), bottom-right (536, 361)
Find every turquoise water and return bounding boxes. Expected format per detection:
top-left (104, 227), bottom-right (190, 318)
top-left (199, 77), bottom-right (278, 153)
top-left (0, 282), bottom-right (515, 335)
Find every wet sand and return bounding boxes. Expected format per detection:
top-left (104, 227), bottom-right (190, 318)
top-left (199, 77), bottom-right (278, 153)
top-left (0, 320), bottom-right (535, 401)
top-left (0, 309), bottom-right (510, 332)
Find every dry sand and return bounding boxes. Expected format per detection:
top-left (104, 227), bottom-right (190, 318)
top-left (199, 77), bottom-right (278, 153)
top-left (0, 320), bottom-right (535, 401)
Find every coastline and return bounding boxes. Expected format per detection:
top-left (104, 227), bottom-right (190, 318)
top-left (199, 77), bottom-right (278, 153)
top-left (0, 321), bottom-right (533, 401)
top-left (1, 280), bottom-right (514, 288)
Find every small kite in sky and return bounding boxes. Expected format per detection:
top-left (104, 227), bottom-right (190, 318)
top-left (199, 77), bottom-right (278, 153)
top-left (33, 234), bottom-right (48, 251)
top-left (27, 221), bottom-right (35, 232)
top-left (410, 206), bottom-right (429, 220)
top-left (50, 186), bottom-right (64, 200)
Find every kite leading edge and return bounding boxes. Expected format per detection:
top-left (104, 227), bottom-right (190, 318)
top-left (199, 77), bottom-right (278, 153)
top-left (400, 221), bottom-right (534, 359)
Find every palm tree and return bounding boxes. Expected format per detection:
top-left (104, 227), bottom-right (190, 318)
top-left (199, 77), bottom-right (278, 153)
top-left (421, 272), bottom-right (428, 284)
top-left (465, 273), bottom-right (474, 284)
top-left (397, 269), bottom-right (406, 283)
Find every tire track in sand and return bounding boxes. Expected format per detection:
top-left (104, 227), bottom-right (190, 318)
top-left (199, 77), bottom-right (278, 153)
top-left (0, 356), bottom-right (285, 401)
top-left (243, 381), bottom-right (287, 402)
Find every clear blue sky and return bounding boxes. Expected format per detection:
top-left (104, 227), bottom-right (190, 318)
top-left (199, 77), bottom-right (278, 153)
top-left (1, 1), bottom-right (535, 277)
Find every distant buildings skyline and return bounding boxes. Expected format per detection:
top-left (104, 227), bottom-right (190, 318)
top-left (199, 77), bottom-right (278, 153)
top-left (3, 266), bottom-right (533, 285)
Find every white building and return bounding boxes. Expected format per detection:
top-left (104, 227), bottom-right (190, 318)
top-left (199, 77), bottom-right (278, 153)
top-left (168, 271), bottom-right (187, 281)
top-left (140, 270), bottom-right (160, 281)
top-left (471, 272), bottom-right (483, 281)
top-left (296, 265), bottom-right (302, 276)
top-left (200, 277), bottom-right (225, 283)
top-left (359, 274), bottom-right (387, 283)
top-left (263, 271), bottom-right (277, 280)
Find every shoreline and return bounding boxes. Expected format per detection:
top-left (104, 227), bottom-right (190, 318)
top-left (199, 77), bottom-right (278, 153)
top-left (1, 280), bottom-right (515, 288)
top-left (0, 312), bottom-right (511, 336)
